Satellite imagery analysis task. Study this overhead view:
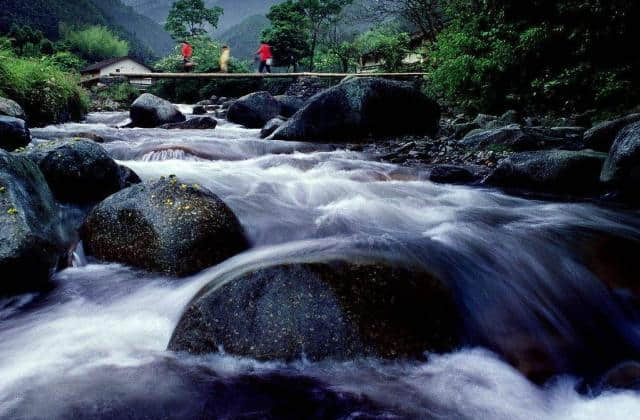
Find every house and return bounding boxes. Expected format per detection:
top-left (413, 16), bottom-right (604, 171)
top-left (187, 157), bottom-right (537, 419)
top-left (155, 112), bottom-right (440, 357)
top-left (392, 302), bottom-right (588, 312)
top-left (80, 56), bottom-right (153, 86)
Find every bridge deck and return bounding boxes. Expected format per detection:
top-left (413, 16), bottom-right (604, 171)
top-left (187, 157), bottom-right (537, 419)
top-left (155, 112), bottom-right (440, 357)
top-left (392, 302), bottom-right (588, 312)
top-left (110, 72), bottom-right (427, 79)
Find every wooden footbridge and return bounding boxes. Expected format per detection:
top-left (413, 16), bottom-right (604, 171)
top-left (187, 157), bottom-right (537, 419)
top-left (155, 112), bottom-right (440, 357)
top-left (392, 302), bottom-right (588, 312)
top-left (110, 72), bottom-right (428, 79)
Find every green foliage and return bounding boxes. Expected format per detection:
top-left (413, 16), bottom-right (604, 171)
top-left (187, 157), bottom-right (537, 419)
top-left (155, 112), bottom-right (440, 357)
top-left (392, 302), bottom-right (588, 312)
top-left (355, 25), bottom-right (411, 72)
top-left (48, 52), bottom-right (87, 73)
top-left (427, 0), bottom-right (640, 114)
top-left (61, 26), bottom-right (129, 62)
top-left (164, 0), bottom-right (223, 39)
top-left (96, 82), bottom-right (139, 105)
top-left (0, 41), bottom-right (89, 126)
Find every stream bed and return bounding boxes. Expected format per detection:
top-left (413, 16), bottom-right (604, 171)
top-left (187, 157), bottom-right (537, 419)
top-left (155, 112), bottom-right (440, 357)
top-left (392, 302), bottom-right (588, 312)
top-left (1, 110), bottom-right (639, 419)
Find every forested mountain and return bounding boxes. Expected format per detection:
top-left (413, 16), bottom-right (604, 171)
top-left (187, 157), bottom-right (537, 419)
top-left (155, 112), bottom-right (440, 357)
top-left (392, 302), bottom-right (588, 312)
top-left (217, 15), bottom-right (269, 60)
top-left (122, 0), bottom-right (282, 32)
top-left (0, 0), bottom-right (173, 61)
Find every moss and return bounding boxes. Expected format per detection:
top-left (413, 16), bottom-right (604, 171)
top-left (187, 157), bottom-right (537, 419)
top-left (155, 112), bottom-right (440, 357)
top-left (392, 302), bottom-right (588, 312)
top-left (7, 207), bottom-right (18, 215)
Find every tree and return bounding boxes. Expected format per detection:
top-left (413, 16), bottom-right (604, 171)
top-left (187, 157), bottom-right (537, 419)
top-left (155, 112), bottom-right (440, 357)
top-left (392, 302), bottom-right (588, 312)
top-left (355, 25), bottom-right (411, 72)
top-left (360, 0), bottom-right (445, 42)
top-left (62, 26), bottom-right (129, 62)
top-left (164, 0), bottom-right (223, 40)
top-left (263, 1), bottom-right (311, 70)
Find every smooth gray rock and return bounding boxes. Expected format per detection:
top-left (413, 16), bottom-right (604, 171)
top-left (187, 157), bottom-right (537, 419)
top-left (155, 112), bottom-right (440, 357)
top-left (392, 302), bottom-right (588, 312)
top-left (272, 78), bottom-right (440, 143)
top-left (160, 116), bottom-right (218, 130)
top-left (227, 92), bottom-right (280, 128)
top-left (130, 93), bottom-right (186, 128)
top-left (0, 150), bottom-right (66, 295)
top-left (274, 95), bottom-right (305, 118)
top-left (0, 116), bottom-right (30, 151)
top-left (0, 97), bottom-right (26, 120)
top-left (601, 121), bottom-right (640, 187)
top-left (168, 259), bottom-right (459, 360)
top-left (584, 114), bottom-right (640, 152)
top-left (81, 177), bottom-right (249, 276)
top-left (486, 150), bottom-right (607, 194)
top-left (461, 125), bottom-right (536, 151)
top-left (429, 165), bottom-right (476, 184)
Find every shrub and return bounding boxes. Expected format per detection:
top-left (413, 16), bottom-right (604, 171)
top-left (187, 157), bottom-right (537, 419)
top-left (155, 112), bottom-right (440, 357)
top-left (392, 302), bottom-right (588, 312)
top-left (0, 40), bottom-right (89, 126)
top-left (62, 25), bottom-right (129, 62)
top-left (96, 82), bottom-right (139, 105)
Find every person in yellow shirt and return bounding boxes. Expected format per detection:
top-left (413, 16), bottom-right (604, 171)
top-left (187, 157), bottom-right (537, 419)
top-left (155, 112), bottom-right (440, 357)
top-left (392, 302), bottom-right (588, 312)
top-left (220, 45), bottom-right (230, 73)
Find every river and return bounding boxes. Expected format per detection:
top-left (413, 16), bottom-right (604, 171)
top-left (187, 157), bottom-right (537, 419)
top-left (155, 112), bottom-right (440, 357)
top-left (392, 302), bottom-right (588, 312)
top-left (1, 109), bottom-right (639, 419)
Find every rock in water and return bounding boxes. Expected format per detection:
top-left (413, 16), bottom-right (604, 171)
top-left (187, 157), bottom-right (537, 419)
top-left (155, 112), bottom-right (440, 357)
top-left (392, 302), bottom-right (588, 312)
top-left (485, 150), bottom-right (607, 194)
top-left (274, 95), bottom-right (305, 118)
top-left (24, 140), bottom-right (130, 204)
top-left (272, 78), bottom-right (440, 143)
top-left (159, 116), bottom-right (218, 130)
top-left (260, 117), bottom-right (286, 139)
top-left (227, 92), bottom-right (281, 128)
top-left (82, 178), bottom-right (250, 276)
top-left (0, 97), bottom-right (26, 120)
top-left (192, 105), bottom-right (207, 115)
top-left (601, 121), bottom-right (640, 188)
top-left (0, 150), bottom-right (66, 295)
top-left (130, 93), bottom-right (186, 128)
top-left (584, 113), bottom-right (640, 152)
top-left (168, 260), bottom-right (460, 360)
top-left (0, 116), bottom-right (30, 151)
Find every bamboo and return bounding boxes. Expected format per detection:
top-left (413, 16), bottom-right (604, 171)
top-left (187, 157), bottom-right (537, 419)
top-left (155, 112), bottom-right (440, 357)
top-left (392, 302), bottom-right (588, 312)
top-left (110, 72), bottom-right (428, 79)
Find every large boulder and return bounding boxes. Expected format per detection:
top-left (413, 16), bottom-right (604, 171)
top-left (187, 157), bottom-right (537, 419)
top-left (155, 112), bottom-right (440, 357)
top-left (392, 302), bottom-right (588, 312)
top-left (81, 177), bottom-right (249, 276)
top-left (274, 95), bottom-right (305, 118)
top-left (168, 259), bottom-right (460, 360)
top-left (227, 91), bottom-right (280, 128)
top-left (0, 116), bottom-right (30, 151)
top-left (159, 116), bottom-right (218, 130)
top-left (584, 114), bottom-right (640, 152)
top-left (24, 140), bottom-right (133, 204)
top-left (601, 121), bottom-right (640, 188)
top-left (0, 150), bottom-right (66, 295)
top-left (485, 150), bottom-right (607, 194)
top-left (130, 93), bottom-right (186, 128)
top-left (0, 97), bottom-right (26, 120)
top-left (461, 125), bottom-right (584, 152)
top-left (272, 78), bottom-right (440, 143)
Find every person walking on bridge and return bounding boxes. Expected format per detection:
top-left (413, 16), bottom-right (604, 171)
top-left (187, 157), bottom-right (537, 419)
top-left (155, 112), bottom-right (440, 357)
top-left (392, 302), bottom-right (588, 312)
top-left (256, 41), bottom-right (273, 73)
top-left (220, 45), bottom-right (230, 73)
top-left (181, 40), bottom-right (195, 72)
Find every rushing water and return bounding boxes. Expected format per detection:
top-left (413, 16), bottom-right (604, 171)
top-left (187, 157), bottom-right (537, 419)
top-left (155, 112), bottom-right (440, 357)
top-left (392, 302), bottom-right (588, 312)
top-left (1, 111), bottom-right (639, 419)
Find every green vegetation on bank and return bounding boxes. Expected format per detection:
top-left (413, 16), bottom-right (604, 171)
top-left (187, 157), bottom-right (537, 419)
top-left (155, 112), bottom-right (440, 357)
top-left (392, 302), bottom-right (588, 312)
top-left (61, 25), bottom-right (129, 62)
top-left (0, 39), bottom-right (89, 126)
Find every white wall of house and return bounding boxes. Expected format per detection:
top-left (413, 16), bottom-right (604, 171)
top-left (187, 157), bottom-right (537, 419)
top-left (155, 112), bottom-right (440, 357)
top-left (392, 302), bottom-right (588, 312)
top-left (100, 59), bottom-right (152, 85)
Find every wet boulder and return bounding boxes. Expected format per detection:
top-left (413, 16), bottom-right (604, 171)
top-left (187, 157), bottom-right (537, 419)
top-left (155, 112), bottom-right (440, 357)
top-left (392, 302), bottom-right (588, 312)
top-left (0, 116), bottom-right (30, 152)
top-left (272, 78), bottom-right (440, 143)
top-left (601, 121), bottom-right (640, 188)
top-left (429, 165), bottom-right (476, 184)
top-left (168, 259), bottom-right (460, 360)
top-left (260, 117), bottom-right (286, 139)
top-left (274, 95), bottom-right (305, 118)
top-left (130, 93), bottom-right (186, 128)
top-left (461, 125), bottom-right (536, 152)
top-left (159, 116), bottom-right (218, 130)
top-left (0, 97), bottom-right (26, 120)
top-left (24, 140), bottom-right (130, 204)
top-left (485, 150), bottom-right (607, 194)
top-left (227, 92), bottom-right (280, 128)
top-left (192, 105), bottom-right (207, 115)
top-left (584, 113), bottom-right (640, 152)
top-left (0, 150), bottom-right (66, 295)
top-left (82, 177), bottom-right (249, 276)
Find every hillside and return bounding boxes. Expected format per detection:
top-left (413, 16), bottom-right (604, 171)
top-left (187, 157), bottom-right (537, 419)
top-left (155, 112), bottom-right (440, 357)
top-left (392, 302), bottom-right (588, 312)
top-left (0, 0), bottom-right (173, 61)
top-left (217, 15), bottom-right (269, 60)
top-left (122, 0), bottom-right (282, 32)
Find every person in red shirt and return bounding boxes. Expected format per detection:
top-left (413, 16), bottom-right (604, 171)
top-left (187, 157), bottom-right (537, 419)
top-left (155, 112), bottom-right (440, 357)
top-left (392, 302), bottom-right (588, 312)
top-left (181, 41), bottom-right (194, 71)
top-left (255, 41), bottom-right (273, 73)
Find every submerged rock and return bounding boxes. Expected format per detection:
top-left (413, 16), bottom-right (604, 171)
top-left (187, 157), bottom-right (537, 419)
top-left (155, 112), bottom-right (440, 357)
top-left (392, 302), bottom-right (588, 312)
top-left (168, 259), bottom-right (460, 360)
top-left (272, 78), bottom-right (440, 143)
top-left (0, 97), bottom-right (26, 120)
top-left (192, 105), bottom-right (206, 115)
top-left (584, 113), bottom-right (640, 152)
top-left (227, 92), bottom-right (280, 128)
top-left (130, 93), bottom-right (186, 128)
top-left (0, 116), bottom-right (30, 152)
top-left (0, 150), bottom-right (66, 295)
top-left (429, 165), bottom-right (476, 184)
top-left (24, 140), bottom-right (131, 204)
top-left (485, 150), bottom-right (607, 194)
top-left (260, 117), bottom-right (286, 139)
top-left (601, 121), bottom-right (640, 188)
top-left (82, 177), bottom-right (249, 276)
top-left (159, 116), bottom-right (218, 130)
